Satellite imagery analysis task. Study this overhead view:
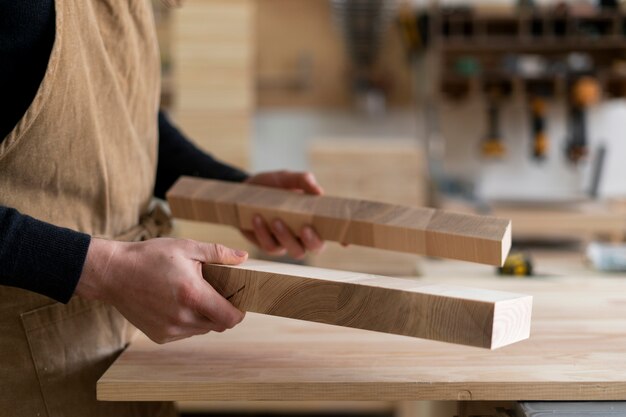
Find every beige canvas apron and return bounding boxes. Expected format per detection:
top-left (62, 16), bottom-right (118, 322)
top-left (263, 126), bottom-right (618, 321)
top-left (0, 0), bottom-right (177, 416)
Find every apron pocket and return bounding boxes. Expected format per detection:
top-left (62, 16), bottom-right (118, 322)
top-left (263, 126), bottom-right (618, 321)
top-left (19, 298), bottom-right (157, 417)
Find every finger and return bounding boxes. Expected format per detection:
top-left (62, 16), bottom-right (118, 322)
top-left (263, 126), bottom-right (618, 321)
top-left (195, 284), bottom-right (246, 330)
top-left (300, 226), bottom-right (325, 253)
top-left (274, 171), bottom-right (324, 195)
top-left (187, 312), bottom-right (237, 334)
top-left (173, 309), bottom-right (227, 335)
top-left (253, 215), bottom-right (287, 255)
top-left (194, 242), bottom-right (248, 265)
top-left (270, 219), bottom-right (305, 259)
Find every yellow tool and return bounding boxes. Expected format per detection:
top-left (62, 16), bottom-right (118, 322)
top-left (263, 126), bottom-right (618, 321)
top-left (398, 1), bottom-right (423, 57)
top-left (531, 97), bottom-right (548, 159)
top-left (481, 80), bottom-right (511, 158)
top-left (565, 76), bottom-right (601, 163)
top-left (498, 252), bottom-right (534, 277)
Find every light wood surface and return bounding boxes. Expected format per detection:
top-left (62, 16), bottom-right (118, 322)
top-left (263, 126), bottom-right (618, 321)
top-left (308, 140), bottom-right (428, 206)
top-left (167, 177), bottom-right (512, 266)
top-left (202, 259), bottom-right (532, 349)
top-left (98, 258), bottom-right (626, 402)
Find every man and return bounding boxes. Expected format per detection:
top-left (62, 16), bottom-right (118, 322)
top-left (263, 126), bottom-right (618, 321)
top-left (0, 1), bottom-right (323, 416)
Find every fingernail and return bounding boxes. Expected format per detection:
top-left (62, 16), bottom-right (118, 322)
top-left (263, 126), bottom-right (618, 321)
top-left (254, 215), bottom-right (262, 226)
top-left (273, 220), bottom-right (284, 231)
top-left (302, 227), bottom-right (313, 241)
top-left (235, 250), bottom-right (248, 258)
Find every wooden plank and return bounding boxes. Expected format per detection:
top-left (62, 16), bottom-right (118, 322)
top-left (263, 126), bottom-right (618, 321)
top-left (172, 0), bottom-right (254, 169)
top-left (97, 257), bottom-right (626, 402)
top-left (166, 177), bottom-right (512, 266)
top-left (203, 260), bottom-right (532, 349)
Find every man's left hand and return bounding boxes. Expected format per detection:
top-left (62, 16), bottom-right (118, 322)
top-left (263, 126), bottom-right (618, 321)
top-left (243, 170), bottom-right (325, 259)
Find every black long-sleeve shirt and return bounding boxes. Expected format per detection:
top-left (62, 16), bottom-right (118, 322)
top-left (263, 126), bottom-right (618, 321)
top-left (0, 0), bottom-right (248, 303)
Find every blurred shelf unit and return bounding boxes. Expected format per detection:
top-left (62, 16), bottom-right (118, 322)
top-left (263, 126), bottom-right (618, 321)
top-left (419, 7), bottom-right (626, 98)
top-left (438, 12), bottom-right (626, 48)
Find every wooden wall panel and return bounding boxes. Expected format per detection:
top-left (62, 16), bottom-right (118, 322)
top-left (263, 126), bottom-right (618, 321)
top-left (170, 0), bottom-right (255, 250)
top-left (171, 0), bottom-right (254, 167)
top-left (256, 0), bottom-right (413, 108)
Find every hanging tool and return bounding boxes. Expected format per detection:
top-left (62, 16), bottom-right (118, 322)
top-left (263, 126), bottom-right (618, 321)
top-left (517, 0), bottom-right (536, 11)
top-left (398, 1), bottom-right (425, 58)
top-left (564, 76), bottom-right (601, 163)
top-left (526, 79), bottom-right (554, 161)
top-left (530, 97), bottom-right (548, 159)
top-left (589, 143), bottom-right (607, 198)
top-left (481, 79), bottom-right (512, 158)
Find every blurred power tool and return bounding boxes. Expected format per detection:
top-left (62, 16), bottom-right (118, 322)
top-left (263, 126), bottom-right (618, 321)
top-left (530, 97), bottom-right (548, 159)
top-left (526, 79), bottom-right (555, 161)
top-left (498, 252), bottom-right (534, 277)
top-left (397, 2), bottom-right (429, 58)
top-left (565, 76), bottom-right (601, 163)
top-left (481, 79), bottom-right (512, 158)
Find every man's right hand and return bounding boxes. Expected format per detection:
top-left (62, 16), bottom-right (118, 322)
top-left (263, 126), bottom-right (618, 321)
top-left (75, 237), bottom-right (247, 344)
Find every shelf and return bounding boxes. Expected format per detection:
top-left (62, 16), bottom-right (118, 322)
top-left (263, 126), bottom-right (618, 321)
top-left (441, 38), bottom-right (626, 53)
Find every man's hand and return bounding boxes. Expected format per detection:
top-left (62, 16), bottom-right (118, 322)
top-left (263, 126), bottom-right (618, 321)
top-left (244, 170), bottom-right (325, 259)
top-left (75, 238), bottom-right (247, 344)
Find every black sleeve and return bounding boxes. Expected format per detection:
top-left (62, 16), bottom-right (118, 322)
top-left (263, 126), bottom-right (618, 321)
top-left (154, 111), bottom-right (249, 199)
top-left (0, 0), bottom-right (55, 141)
top-left (0, 207), bottom-right (91, 303)
top-left (0, 1), bottom-right (88, 303)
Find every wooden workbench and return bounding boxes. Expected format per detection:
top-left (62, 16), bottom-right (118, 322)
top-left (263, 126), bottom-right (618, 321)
top-left (98, 255), bottom-right (626, 403)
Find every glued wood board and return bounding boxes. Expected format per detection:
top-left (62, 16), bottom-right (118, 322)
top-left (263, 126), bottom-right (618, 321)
top-left (203, 260), bottom-right (532, 349)
top-left (98, 263), bottom-right (626, 402)
top-left (167, 177), bottom-right (512, 266)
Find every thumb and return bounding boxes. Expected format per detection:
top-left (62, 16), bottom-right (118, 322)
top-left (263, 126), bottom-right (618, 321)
top-left (196, 243), bottom-right (248, 265)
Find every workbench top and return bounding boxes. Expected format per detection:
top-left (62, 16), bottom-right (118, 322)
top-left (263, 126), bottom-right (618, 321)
top-left (98, 255), bottom-right (626, 402)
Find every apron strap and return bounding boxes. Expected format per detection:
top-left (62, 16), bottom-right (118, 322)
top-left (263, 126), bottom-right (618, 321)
top-left (113, 202), bottom-right (173, 242)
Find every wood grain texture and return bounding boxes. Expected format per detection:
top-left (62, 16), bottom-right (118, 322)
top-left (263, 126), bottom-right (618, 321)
top-left (167, 177), bottom-right (512, 266)
top-left (98, 257), bottom-right (626, 402)
top-left (203, 260), bottom-right (532, 349)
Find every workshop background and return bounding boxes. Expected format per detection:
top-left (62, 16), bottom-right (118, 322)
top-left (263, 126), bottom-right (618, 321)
top-left (151, 0), bottom-right (626, 416)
